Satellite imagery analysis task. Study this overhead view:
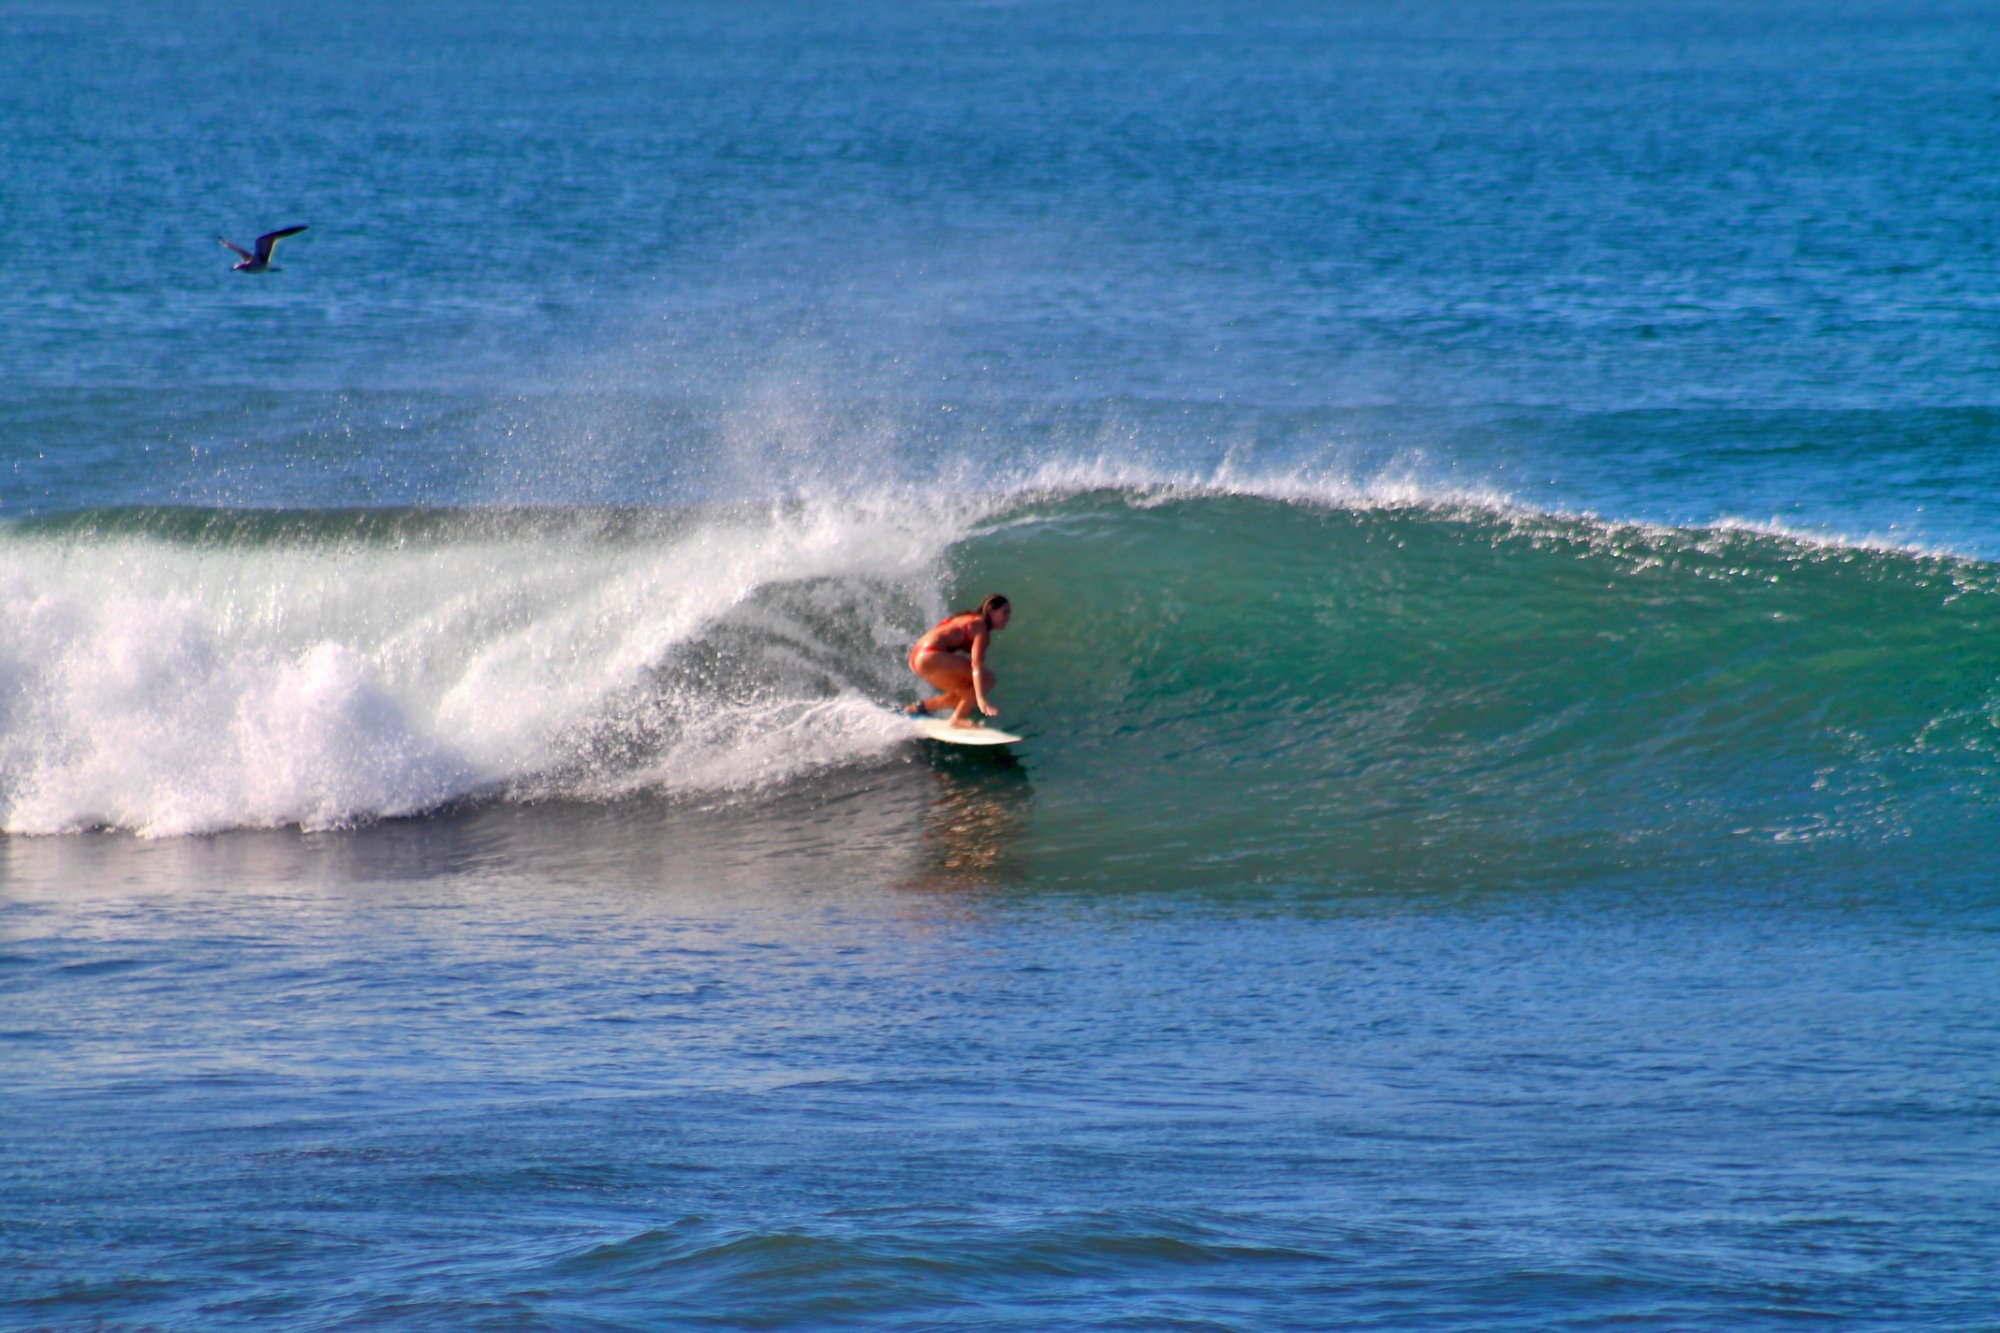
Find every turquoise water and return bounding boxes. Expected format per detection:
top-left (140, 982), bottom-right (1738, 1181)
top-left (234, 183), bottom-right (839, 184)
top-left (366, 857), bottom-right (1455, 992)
top-left (5, 1), bottom-right (2000, 1327)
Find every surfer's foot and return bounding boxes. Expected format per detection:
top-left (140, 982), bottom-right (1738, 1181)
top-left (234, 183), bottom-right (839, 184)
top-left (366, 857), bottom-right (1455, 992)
top-left (902, 700), bottom-right (929, 717)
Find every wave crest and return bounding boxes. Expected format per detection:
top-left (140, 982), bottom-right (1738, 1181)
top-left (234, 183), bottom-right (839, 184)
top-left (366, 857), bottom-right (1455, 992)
top-left (5, 482), bottom-right (1996, 843)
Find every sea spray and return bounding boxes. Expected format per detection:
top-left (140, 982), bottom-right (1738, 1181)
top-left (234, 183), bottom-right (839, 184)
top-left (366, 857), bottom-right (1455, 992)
top-left (6, 476), bottom-right (1999, 851)
top-left (0, 500), bottom-right (962, 836)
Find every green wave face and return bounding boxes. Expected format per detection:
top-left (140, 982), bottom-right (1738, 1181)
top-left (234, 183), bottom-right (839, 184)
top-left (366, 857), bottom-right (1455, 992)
top-left (955, 493), bottom-right (2000, 892)
top-left (6, 490), bottom-right (1996, 894)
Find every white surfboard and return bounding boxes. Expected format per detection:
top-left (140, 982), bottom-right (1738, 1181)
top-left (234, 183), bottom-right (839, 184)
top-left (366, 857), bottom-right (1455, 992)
top-left (905, 713), bottom-right (1023, 746)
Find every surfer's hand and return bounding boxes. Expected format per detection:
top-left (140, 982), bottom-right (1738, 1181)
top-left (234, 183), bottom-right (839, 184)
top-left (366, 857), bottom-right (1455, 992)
top-left (980, 701), bottom-right (998, 717)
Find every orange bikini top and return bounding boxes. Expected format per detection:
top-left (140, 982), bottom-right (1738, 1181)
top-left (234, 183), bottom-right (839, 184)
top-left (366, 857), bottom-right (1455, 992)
top-left (919, 612), bottom-right (987, 654)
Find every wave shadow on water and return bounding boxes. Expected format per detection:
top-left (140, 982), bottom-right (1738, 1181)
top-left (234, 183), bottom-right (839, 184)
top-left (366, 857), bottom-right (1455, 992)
top-left (0, 751), bottom-right (1040, 906)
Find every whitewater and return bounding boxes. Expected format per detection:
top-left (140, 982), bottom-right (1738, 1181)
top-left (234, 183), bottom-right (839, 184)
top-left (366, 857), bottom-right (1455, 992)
top-left (7, 0), bottom-right (2000, 1328)
top-left (8, 467), bottom-right (1997, 870)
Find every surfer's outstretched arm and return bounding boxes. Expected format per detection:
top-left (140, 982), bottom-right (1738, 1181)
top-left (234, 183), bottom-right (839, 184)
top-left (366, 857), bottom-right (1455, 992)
top-left (969, 627), bottom-right (997, 719)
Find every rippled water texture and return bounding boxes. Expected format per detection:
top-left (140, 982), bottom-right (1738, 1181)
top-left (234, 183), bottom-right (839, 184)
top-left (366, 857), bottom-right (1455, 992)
top-left (5, 0), bottom-right (1999, 1328)
top-left (7, 806), bottom-right (1998, 1330)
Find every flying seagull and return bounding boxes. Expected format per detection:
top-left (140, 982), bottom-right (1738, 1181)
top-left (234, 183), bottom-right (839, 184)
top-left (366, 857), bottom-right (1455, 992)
top-left (218, 225), bottom-right (308, 273)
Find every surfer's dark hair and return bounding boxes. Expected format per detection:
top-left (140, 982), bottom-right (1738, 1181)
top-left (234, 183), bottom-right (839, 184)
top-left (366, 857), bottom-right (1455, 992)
top-left (977, 594), bottom-right (1010, 624)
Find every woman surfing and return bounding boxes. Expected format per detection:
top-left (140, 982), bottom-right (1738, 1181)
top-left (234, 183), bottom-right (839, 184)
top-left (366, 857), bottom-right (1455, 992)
top-left (904, 594), bottom-right (1011, 727)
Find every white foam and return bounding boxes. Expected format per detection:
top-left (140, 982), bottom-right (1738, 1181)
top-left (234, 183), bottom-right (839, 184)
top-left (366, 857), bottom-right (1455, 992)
top-left (989, 451), bottom-right (1973, 568)
top-left (7, 455), bottom-right (1964, 839)
top-left (0, 499), bottom-right (957, 838)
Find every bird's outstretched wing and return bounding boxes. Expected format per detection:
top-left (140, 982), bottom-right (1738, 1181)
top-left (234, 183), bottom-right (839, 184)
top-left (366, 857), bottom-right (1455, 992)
top-left (217, 237), bottom-right (254, 261)
top-left (252, 225), bottom-right (309, 264)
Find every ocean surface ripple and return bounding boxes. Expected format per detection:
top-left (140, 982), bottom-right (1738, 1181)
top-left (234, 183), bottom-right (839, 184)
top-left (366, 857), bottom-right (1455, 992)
top-left (5, 0), bottom-right (1999, 1327)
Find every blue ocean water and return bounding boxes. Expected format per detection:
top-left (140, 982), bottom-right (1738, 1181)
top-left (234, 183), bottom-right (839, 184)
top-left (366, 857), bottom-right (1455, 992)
top-left (5, 1), bottom-right (1999, 1328)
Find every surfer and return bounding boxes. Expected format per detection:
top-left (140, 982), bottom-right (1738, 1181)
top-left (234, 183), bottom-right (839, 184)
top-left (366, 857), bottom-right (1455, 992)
top-left (905, 594), bottom-right (1011, 727)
